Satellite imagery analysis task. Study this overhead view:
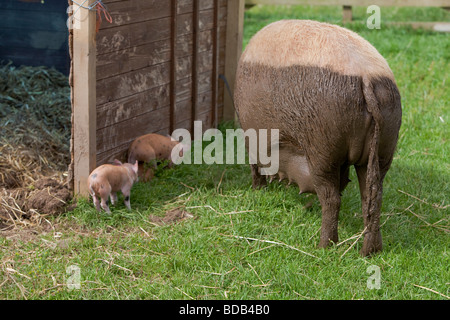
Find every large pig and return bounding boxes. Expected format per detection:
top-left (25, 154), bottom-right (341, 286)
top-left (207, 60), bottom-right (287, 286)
top-left (128, 133), bottom-right (184, 181)
top-left (88, 160), bottom-right (138, 214)
top-left (234, 20), bottom-right (402, 256)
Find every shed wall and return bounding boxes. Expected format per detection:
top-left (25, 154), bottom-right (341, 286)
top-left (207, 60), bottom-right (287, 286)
top-left (95, 0), bottom-right (227, 165)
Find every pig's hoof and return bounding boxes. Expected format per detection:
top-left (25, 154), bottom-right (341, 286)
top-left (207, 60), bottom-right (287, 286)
top-left (318, 231), bottom-right (338, 249)
top-left (251, 175), bottom-right (267, 189)
top-left (252, 181), bottom-right (267, 189)
top-left (360, 231), bottom-right (382, 257)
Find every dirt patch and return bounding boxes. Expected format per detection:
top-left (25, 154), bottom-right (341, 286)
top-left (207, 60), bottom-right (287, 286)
top-left (0, 63), bottom-right (73, 233)
top-left (0, 178), bottom-right (73, 230)
top-left (149, 208), bottom-right (195, 226)
top-left (0, 226), bottom-right (41, 242)
top-left (25, 178), bottom-right (72, 216)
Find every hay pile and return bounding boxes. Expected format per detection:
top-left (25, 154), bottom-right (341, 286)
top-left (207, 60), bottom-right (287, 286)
top-left (0, 62), bottom-right (72, 229)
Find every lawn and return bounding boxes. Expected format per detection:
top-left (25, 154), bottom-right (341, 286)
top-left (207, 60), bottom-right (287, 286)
top-left (0, 5), bottom-right (448, 300)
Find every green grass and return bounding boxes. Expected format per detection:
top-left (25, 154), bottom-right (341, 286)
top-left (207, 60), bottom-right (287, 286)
top-left (1, 5), bottom-right (449, 300)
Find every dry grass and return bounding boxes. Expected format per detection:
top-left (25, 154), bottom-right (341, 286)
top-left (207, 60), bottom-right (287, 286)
top-left (0, 62), bottom-right (71, 230)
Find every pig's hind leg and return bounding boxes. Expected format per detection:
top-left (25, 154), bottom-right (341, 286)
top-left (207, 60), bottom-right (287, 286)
top-left (100, 197), bottom-right (111, 214)
top-left (121, 187), bottom-right (132, 210)
top-left (110, 192), bottom-right (118, 206)
top-left (89, 186), bottom-right (102, 212)
top-left (92, 195), bottom-right (101, 212)
top-left (98, 184), bottom-right (112, 214)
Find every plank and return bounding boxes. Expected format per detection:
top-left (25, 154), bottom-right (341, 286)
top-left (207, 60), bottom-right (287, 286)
top-left (96, 29), bottom-right (225, 81)
top-left (175, 71), bottom-right (213, 102)
top-left (97, 58), bottom-right (218, 128)
top-left (98, 0), bottom-right (171, 29)
top-left (174, 118), bottom-right (193, 131)
top-left (96, 106), bottom-right (170, 154)
top-left (178, 0), bottom-right (216, 14)
top-left (96, 62), bottom-right (171, 105)
top-left (211, 0), bottom-right (219, 127)
top-left (96, 84), bottom-right (170, 129)
top-left (343, 5), bottom-right (352, 23)
top-left (191, 0), bottom-right (200, 132)
top-left (96, 39), bottom-right (171, 80)
top-left (196, 110), bottom-right (213, 130)
top-left (170, 0), bottom-right (178, 133)
top-left (72, 0), bottom-right (96, 197)
top-left (96, 125), bottom-right (171, 165)
top-left (93, 0), bottom-right (229, 166)
top-left (223, 0), bottom-right (244, 121)
top-left (174, 90), bottom-right (216, 124)
top-left (96, 17), bottom-right (171, 55)
top-left (96, 8), bottom-right (224, 55)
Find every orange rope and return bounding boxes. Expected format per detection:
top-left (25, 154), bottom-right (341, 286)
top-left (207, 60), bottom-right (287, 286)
top-left (95, 1), bottom-right (112, 33)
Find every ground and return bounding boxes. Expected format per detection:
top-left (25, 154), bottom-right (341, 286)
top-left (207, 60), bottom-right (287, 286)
top-left (0, 5), bottom-right (449, 300)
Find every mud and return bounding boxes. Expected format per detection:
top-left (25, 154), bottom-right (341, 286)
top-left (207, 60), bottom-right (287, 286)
top-left (149, 208), bottom-right (195, 226)
top-left (0, 178), bottom-right (73, 229)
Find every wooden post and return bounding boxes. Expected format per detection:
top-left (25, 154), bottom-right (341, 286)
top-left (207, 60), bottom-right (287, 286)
top-left (223, 0), bottom-right (245, 122)
top-left (72, 0), bottom-right (96, 197)
top-left (170, 0), bottom-right (178, 134)
top-left (211, 0), bottom-right (219, 128)
top-left (343, 5), bottom-right (352, 23)
top-left (191, 0), bottom-right (198, 133)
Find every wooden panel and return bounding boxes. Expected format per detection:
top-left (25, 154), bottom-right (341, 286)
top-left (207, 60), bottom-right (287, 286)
top-left (211, 0), bottom-right (219, 127)
top-left (96, 7), bottom-right (222, 54)
top-left (73, 0), bottom-right (96, 197)
top-left (170, 0), bottom-right (178, 133)
top-left (96, 17), bottom-right (171, 55)
top-left (96, 29), bottom-right (223, 81)
top-left (97, 84), bottom-right (170, 129)
top-left (191, 0), bottom-right (200, 131)
top-left (96, 106), bottom-right (170, 154)
top-left (175, 71), bottom-right (213, 101)
top-left (223, 0), bottom-right (245, 121)
top-left (96, 39), bottom-right (171, 80)
top-left (95, 0), bottom-right (229, 165)
top-left (96, 62), bottom-right (171, 105)
top-left (343, 5), bottom-right (353, 23)
top-left (98, 0), bottom-right (171, 29)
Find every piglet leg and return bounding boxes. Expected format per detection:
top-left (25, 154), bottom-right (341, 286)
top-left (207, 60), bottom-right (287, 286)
top-left (110, 192), bottom-right (118, 206)
top-left (122, 186), bottom-right (132, 210)
top-left (100, 197), bottom-right (111, 214)
top-left (92, 195), bottom-right (101, 212)
top-left (251, 164), bottom-right (267, 189)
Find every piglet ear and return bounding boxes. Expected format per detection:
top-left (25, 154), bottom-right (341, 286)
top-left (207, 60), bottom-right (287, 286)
top-left (113, 159), bottom-right (123, 166)
top-left (133, 160), bottom-right (138, 174)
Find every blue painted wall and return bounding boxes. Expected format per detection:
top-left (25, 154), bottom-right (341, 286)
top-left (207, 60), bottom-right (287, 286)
top-left (0, 0), bottom-right (70, 75)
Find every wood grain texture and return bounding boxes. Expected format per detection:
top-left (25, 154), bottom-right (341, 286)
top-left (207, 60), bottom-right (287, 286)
top-left (95, 0), bottom-right (229, 165)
